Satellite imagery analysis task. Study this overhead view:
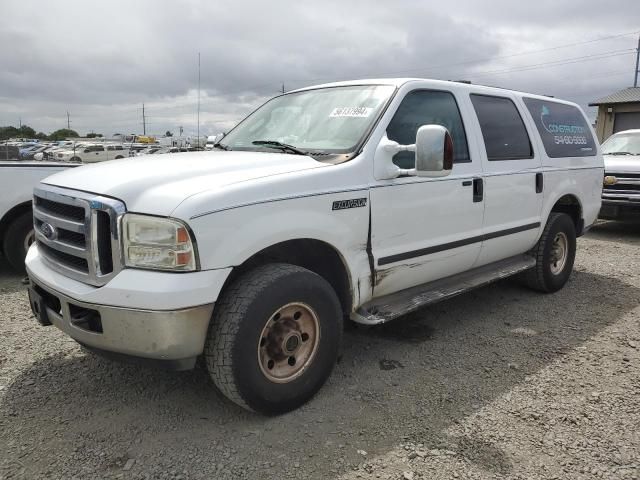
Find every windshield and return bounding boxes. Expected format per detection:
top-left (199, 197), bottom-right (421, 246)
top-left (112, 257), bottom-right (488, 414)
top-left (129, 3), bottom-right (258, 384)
top-left (602, 132), bottom-right (640, 155)
top-left (220, 85), bottom-right (395, 155)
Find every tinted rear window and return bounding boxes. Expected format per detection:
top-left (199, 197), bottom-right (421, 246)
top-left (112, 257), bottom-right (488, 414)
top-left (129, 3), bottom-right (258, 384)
top-left (470, 94), bottom-right (533, 161)
top-left (522, 97), bottom-right (596, 158)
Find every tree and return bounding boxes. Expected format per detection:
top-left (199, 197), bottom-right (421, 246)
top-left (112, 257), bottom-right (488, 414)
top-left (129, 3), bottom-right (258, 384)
top-left (49, 128), bottom-right (79, 141)
top-left (165, 130), bottom-right (173, 137)
top-left (86, 132), bottom-right (103, 138)
top-left (0, 125), bottom-right (38, 140)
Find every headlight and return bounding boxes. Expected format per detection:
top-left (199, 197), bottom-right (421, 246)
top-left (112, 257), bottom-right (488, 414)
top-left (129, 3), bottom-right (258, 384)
top-left (122, 214), bottom-right (198, 271)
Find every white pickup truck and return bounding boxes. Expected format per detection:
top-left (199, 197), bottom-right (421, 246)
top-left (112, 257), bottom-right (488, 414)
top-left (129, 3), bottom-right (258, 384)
top-left (26, 78), bottom-right (603, 413)
top-left (0, 161), bottom-right (76, 271)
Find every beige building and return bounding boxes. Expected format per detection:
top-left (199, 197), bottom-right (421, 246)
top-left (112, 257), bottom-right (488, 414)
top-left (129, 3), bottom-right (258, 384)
top-left (589, 87), bottom-right (640, 142)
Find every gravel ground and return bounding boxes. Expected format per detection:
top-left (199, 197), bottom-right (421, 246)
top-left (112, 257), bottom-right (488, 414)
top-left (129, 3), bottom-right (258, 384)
top-left (0, 221), bottom-right (639, 480)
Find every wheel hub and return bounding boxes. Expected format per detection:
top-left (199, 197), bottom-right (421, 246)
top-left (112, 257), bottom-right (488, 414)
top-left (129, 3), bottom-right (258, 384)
top-left (258, 302), bottom-right (320, 383)
top-left (549, 232), bottom-right (568, 275)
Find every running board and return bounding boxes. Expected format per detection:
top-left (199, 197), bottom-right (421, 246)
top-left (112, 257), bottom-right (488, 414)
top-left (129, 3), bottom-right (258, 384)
top-left (352, 255), bottom-right (536, 325)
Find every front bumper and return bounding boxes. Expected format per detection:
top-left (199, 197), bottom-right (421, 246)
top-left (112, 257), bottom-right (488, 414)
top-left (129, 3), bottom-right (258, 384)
top-left (599, 198), bottom-right (640, 220)
top-left (25, 244), bottom-right (229, 368)
top-left (28, 279), bottom-right (214, 369)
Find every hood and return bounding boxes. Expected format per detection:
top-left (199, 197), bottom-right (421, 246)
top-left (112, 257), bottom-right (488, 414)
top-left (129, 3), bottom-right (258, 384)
top-left (42, 150), bottom-right (326, 215)
top-left (603, 154), bottom-right (640, 174)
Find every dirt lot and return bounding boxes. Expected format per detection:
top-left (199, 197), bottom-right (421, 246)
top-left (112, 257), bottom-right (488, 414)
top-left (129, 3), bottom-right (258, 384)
top-left (1, 221), bottom-right (639, 480)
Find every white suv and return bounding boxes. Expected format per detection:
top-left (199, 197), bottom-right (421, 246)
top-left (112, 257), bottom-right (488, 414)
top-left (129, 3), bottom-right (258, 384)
top-left (26, 78), bottom-right (603, 413)
top-left (54, 144), bottom-right (131, 163)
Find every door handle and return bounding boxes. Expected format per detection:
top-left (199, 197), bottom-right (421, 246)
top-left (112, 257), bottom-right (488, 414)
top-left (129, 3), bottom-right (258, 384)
top-left (535, 172), bottom-right (543, 193)
top-left (473, 178), bottom-right (483, 203)
top-left (462, 180), bottom-right (472, 186)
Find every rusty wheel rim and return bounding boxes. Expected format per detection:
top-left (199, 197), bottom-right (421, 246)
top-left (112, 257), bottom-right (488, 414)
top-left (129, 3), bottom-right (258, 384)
top-left (550, 232), bottom-right (568, 275)
top-left (257, 302), bottom-right (320, 383)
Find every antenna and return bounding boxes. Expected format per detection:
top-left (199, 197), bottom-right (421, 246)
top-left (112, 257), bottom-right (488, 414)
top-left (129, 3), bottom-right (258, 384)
top-left (281, 82), bottom-right (285, 94)
top-left (634, 34), bottom-right (640, 87)
top-left (197, 52), bottom-right (201, 149)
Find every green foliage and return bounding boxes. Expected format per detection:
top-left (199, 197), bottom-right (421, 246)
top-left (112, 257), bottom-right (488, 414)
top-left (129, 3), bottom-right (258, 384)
top-left (0, 124), bottom-right (79, 141)
top-left (86, 132), bottom-right (103, 138)
top-left (48, 128), bottom-right (79, 141)
top-left (0, 125), bottom-right (37, 140)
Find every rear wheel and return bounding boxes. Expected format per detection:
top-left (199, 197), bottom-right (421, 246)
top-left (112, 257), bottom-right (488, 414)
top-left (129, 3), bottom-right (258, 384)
top-left (205, 263), bottom-right (342, 414)
top-left (3, 212), bottom-right (34, 273)
top-left (70, 156), bottom-right (81, 163)
top-left (523, 213), bottom-right (576, 293)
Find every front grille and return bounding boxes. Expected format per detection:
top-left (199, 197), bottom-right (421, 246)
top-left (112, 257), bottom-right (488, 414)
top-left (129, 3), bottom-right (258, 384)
top-left (607, 172), bottom-right (640, 179)
top-left (33, 185), bottom-right (126, 286)
top-left (35, 196), bottom-right (85, 221)
top-left (39, 242), bottom-right (89, 273)
top-left (603, 173), bottom-right (640, 201)
top-left (604, 184), bottom-right (640, 191)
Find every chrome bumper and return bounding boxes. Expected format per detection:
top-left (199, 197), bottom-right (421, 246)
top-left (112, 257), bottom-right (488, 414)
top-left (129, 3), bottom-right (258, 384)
top-left (29, 279), bottom-right (214, 368)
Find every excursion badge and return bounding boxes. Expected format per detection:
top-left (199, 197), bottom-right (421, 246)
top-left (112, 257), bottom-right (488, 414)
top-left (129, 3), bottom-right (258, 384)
top-left (332, 198), bottom-right (367, 210)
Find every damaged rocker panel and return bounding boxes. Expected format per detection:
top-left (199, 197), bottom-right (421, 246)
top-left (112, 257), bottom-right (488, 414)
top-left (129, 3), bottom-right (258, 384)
top-left (352, 254), bottom-right (536, 325)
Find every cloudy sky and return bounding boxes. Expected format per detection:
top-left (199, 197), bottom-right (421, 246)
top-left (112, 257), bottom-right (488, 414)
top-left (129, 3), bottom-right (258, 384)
top-left (1, 0), bottom-right (639, 137)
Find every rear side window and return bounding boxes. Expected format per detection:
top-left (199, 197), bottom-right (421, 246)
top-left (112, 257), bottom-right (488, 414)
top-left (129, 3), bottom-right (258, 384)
top-left (522, 97), bottom-right (596, 158)
top-left (470, 94), bottom-right (533, 161)
top-left (387, 90), bottom-right (471, 168)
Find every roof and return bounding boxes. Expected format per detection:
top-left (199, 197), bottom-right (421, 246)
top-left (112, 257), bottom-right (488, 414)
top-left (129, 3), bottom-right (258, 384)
top-left (589, 87), bottom-right (640, 106)
top-left (288, 78), bottom-right (582, 109)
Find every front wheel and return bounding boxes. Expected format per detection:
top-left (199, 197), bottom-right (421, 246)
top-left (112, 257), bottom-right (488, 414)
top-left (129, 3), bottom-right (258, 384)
top-left (3, 212), bottom-right (35, 273)
top-left (523, 213), bottom-right (576, 293)
top-left (205, 263), bottom-right (342, 414)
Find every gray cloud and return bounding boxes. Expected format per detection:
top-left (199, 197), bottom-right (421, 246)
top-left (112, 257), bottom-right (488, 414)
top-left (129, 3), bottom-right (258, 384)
top-left (1, 0), bottom-right (639, 136)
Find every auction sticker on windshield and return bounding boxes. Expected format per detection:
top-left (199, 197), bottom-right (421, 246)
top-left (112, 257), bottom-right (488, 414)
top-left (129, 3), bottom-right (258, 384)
top-left (329, 107), bottom-right (373, 118)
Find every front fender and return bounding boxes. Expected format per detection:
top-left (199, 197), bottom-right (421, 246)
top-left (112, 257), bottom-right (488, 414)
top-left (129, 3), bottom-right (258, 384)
top-left (187, 190), bottom-right (371, 283)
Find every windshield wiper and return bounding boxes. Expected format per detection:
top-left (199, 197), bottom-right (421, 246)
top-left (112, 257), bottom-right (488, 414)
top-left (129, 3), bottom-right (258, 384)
top-left (606, 151), bottom-right (634, 155)
top-left (252, 140), bottom-right (309, 156)
top-left (213, 143), bottom-right (231, 151)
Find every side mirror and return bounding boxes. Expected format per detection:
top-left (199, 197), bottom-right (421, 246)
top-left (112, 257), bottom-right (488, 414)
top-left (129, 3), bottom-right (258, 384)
top-left (415, 125), bottom-right (454, 177)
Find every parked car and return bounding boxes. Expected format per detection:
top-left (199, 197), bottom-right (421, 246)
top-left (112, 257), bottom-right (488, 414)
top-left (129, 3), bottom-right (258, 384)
top-left (53, 144), bottom-right (131, 163)
top-left (21, 145), bottom-right (52, 160)
top-left (26, 78), bottom-right (603, 414)
top-left (0, 160), bottom-right (77, 271)
top-left (135, 146), bottom-right (163, 156)
top-left (598, 129), bottom-right (640, 221)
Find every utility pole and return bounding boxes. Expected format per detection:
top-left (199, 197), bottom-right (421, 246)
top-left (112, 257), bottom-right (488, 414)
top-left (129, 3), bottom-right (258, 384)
top-left (634, 34), bottom-right (640, 88)
top-left (67, 111), bottom-right (71, 129)
top-left (18, 117), bottom-right (21, 128)
top-left (197, 52), bottom-right (201, 149)
top-left (142, 103), bottom-right (146, 135)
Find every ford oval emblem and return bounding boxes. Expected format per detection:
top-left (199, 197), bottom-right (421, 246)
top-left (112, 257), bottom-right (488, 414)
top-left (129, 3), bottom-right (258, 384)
top-left (40, 222), bottom-right (57, 240)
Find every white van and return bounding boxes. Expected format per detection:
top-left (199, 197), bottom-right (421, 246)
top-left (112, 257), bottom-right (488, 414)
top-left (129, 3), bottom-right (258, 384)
top-left (26, 78), bottom-right (603, 413)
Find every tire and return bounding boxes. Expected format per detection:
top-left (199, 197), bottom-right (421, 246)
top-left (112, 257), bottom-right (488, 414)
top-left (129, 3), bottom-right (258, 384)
top-left (523, 213), bottom-right (576, 293)
top-left (205, 263), bottom-right (343, 414)
top-left (115, 155), bottom-right (124, 159)
top-left (70, 156), bottom-right (81, 163)
top-left (3, 211), bottom-right (35, 273)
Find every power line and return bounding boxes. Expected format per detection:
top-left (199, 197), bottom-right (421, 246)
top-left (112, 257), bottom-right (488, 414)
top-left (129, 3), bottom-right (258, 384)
top-left (468, 49), bottom-right (635, 79)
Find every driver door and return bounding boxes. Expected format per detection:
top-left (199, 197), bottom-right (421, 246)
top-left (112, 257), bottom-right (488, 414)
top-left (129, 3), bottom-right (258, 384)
top-left (370, 89), bottom-right (485, 297)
